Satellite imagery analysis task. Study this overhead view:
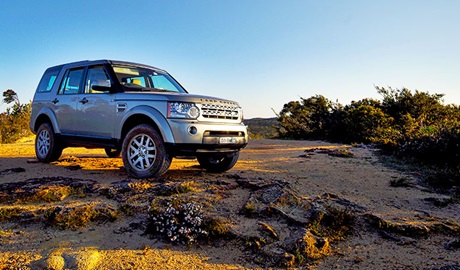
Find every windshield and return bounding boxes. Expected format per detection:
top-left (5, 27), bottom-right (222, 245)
top-left (112, 65), bottom-right (186, 93)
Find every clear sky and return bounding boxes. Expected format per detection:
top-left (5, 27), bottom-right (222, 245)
top-left (1, 0), bottom-right (459, 118)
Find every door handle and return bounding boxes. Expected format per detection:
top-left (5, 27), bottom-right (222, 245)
top-left (51, 98), bottom-right (59, 104)
top-left (79, 98), bottom-right (89, 104)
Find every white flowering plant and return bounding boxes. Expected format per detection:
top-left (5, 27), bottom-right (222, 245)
top-left (150, 200), bottom-right (208, 244)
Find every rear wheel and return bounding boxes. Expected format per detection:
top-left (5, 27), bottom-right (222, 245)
top-left (122, 124), bottom-right (171, 179)
top-left (35, 122), bottom-right (62, 162)
top-left (105, 148), bottom-right (121, 158)
top-left (197, 152), bottom-right (239, 173)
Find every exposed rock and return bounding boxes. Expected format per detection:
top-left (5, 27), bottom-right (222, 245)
top-left (378, 230), bottom-right (401, 242)
top-left (433, 265), bottom-right (460, 270)
top-left (365, 214), bottom-right (431, 236)
top-left (0, 177), bottom-right (99, 203)
top-left (35, 250), bottom-right (65, 270)
top-left (236, 178), bottom-right (289, 190)
top-left (259, 243), bottom-right (296, 267)
top-left (389, 177), bottom-right (415, 188)
top-left (378, 230), bottom-right (416, 245)
top-left (0, 167), bottom-right (25, 175)
top-left (242, 185), bottom-right (312, 224)
top-left (258, 221), bottom-right (279, 240)
top-left (314, 148), bottom-right (354, 158)
top-left (65, 165), bottom-right (83, 171)
top-left (281, 227), bottom-right (330, 260)
top-left (366, 213), bottom-right (460, 237)
top-left (424, 197), bottom-right (452, 207)
top-left (44, 254), bottom-right (65, 270)
top-left (68, 249), bottom-right (101, 270)
top-left (445, 239), bottom-right (460, 250)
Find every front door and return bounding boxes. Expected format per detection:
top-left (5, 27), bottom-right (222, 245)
top-left (76, 65), bottom-right (115, 139)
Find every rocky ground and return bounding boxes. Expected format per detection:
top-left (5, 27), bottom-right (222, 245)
top-left (0, 138), bottom-right (459, 269)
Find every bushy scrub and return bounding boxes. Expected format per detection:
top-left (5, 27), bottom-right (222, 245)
top-left (277, 87), bottom-right (460, 186)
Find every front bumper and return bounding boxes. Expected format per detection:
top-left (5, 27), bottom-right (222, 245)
top-left (166, 119), bottom-right (248, 156)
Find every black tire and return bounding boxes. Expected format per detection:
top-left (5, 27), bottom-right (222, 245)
top-left (35, 122), bottom-right (62, 162)
top-left (105, 148), bottom-right (121, 158)
top-left (197, 152), bottom-right (240, 173)
top-left (121, 124), bottom-right (171, 179)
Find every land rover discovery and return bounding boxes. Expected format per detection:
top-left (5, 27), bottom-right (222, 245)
top-left (30, 60), bottom-right (248, 178)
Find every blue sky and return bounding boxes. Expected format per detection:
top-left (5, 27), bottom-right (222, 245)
top-left (1, 0), bottom-right (459, 118)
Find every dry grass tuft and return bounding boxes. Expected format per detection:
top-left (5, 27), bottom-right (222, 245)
top-left (0, 206), bottom-right (25, 220)
top-left (307, 205), bottom-right (355, 241)
top-left (203, 216), bottom-right (231, 238)
top-left (44, 202), bottom-right (118, 230)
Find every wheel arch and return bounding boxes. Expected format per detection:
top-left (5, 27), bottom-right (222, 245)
top-left (32, 108), bottom-right (60, 134)
top-left (118, 105), bottom-right (175, 144)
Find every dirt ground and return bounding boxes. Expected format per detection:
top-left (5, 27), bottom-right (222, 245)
top-left (0, 137), bottom-right (458, 269)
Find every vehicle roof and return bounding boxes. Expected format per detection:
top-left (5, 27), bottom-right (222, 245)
top-left (47, 59), bottom-right (167, 72)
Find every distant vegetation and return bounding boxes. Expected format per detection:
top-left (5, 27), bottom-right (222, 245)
top-left (245, 118), bottom-right (279, 139)
top-left (276, 86), bottom-right (460, 188)
top-left (0, 90), bottom-right (32, 144)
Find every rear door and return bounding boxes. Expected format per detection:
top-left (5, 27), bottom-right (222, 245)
top-left (53, 67), bottom-right (84, 135)
top-left (75, 65), bottom-right (116, 139)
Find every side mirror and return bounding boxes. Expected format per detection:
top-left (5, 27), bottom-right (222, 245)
top-left (91, 80), bottom-right (113, 93)
top-left (92, 85), bottom-right (113, 92)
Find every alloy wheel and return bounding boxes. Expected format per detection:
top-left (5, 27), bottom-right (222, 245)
top-left (127, 133), bottom-right (157, 172)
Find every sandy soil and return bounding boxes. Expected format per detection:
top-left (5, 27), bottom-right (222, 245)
top-left (0, 138), bottom-right (458, 269)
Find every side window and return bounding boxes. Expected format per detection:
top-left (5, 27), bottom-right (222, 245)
top-left (59, 68), bottom-right (84, 95)
top-left (37, 66), bottom-right (61, 93)
top-left (85, 66), bottom-right (111, 94)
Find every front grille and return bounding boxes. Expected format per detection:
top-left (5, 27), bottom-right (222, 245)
top-left (201, 103), bottom-right (240, 120)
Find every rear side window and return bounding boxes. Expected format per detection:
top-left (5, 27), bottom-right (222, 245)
top-left (37, 66), bottom-right (61, 93)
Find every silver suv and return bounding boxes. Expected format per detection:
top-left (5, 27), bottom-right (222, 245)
top-left (30, 60), bottom-right (248, 178)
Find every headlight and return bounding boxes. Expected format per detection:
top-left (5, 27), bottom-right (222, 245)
top-left (167, 102), bottom-right (200, 119)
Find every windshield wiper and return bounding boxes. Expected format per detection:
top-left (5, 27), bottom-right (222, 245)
top-left (151, 88), bottom-right (175, 93)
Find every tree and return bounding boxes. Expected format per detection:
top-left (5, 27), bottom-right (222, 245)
top-left (276, 95), bottom-right (333, 139)
top-left (0, 89), bottom-right (32, 143)
top-left (2, 89), bottom-right (19, 105)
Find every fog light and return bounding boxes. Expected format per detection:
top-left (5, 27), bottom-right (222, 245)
top-left (188, 126), bottom-right (198, 135)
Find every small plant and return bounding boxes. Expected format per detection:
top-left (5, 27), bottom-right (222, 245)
top-left (294, 247), bottom-right (305, 265)
top-left (150, 200), bottom-right (208, 244)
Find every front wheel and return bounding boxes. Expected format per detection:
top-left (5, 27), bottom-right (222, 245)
top-left (197, 152), bottom-right (240, 173)
top-left (35, 122), bottom-right (62, 162)
top-left (121, 124), bottom-right (171, 179)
